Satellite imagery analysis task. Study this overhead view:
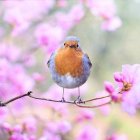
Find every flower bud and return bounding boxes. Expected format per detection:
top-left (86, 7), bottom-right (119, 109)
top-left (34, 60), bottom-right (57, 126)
top-left (114, 72), bottom-right (123, 82)
top-left (104, 81), bottom-right (114, 94)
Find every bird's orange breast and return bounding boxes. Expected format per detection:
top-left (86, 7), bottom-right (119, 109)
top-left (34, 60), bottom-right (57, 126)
top-left (55, 48), bottom-right (83, 77)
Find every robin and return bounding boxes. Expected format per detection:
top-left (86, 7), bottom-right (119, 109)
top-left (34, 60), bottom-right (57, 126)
top-left (47, 36), bottom-right (92, 103)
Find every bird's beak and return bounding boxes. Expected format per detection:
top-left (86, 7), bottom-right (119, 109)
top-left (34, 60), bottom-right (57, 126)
top-left (69, 45), bottom-right (75, 48)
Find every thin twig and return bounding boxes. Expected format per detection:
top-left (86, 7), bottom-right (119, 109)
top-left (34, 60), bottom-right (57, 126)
top-left (28, 94), bottom-right (75, 104)
top-left (75, 100), bottom-right (112, 108)
top-left (84, 95), bottom-right (110, 103)
top-left (0, 91), bottom-right (32, 107)
top-left (0, 91), bottom-right (112, 108)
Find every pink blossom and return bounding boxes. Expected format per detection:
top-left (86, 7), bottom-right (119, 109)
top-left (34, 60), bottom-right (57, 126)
top-left (104, 81), bottom-right (115, 94)
top-left (3, 8), bottom-right (30, 36)
top-left (56, 0), bottom-right (67, 7)
top-left (56, 120), bottom-right (72, 134)
top-left (107, 134), bottom-right (128, 140)
top-left (86, 0), bottom-right (116, 19)
top-left (111, 92), bottom-right (122, 103)
top-left (9, 133), bottom-right (29, 140)
top-left (32, 72), bottom-right (45, 83)
top-left (2, 122), bottom-right (12, 132)
top-left (69, 4), bottom-right (85, 23)
top-left (39, 133), bottom-right (61, 140)
top-left (114, 72), bottom-right (123, 82)
top-left (10, 134), bottom-right (36, 140)
top-left (76, 126), bottom-right (98, 140)
top-left (46, 120), bottom-right (71, 134)
top-left (75, 109), bottom-right (94, 122)
top-left (104, 82), bottom-right (122, 103)
top-left (101, 16), bottom-right (122, 31)
top-left (13, 125), bottom-right (22, 133)
top-left (0, 59), bottom-right (34, 100)
top-left (84, 0), bottom-right (122, 31)
top-left (46, 122), bottom-right (58, 133)
top-left (114, 64), bottom-right (140, 115)
top-left (0, 108), bottom-right (7, 122)
top-left (0, 43), bottom-right (20, 62)
top-left (2, 122), bottom-right (37, 140)
top-left (22, 53), bottom-right (36, 67)
top-left (55, 12), bottom-right (74, 30)
top-left (22, 117), bottom-right (37, 133)
top-left (4, 0), bottom-right (54, 16)
top-left (55, 4), bottom-right (84, 31)
top-left (28, 135), bottom-right (36, 140)
top-left (0, 58), bottom-right (34, 114)
top-left (35, 23), bottom-right (64, 54)
top-left (3, 0), bottom-right (55, 36)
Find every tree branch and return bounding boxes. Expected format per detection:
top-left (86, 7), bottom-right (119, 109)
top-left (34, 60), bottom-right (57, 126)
top-left (0, 91), bottom-right (32, 107)
top-left (0, 91), bottom-right (111, 108)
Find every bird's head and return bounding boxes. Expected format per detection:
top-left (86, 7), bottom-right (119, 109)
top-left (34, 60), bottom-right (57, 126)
top-left (63, 36), bottom-right (80, 49)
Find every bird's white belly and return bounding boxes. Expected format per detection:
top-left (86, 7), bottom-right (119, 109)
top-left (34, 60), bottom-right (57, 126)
top-left (57, 73), bottom-right (80, 88)
top-left (53, 73), bottom-right (87, 89)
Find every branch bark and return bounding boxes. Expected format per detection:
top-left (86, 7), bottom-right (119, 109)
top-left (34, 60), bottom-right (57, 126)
top-left (0, 91), bottom-right (111, 108)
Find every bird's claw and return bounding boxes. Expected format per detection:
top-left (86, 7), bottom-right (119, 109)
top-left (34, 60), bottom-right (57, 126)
top-left (61, 97), bottom-right (65, 103)
top-left (74, 96), bottom-right (85, 104)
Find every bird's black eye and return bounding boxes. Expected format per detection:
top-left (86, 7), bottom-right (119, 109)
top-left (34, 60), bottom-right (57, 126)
top-left (64, 43), bottom-right (66, 46)
top-left (77, 44), bottom-right (79, 47)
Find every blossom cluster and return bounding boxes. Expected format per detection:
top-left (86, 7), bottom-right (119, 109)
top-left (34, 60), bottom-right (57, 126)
top-left (1, 0), bottom-right (122, 54)
top-left (105, 64), bottom-right (140, 115)
top-left (81, 0), bottom-right (122, 31)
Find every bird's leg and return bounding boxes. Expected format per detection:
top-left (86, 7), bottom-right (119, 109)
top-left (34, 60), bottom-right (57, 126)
top-left (77, 87), bottom-right (83, 103)
top-left (74, 87), bottom-right (85, 104)
top-left (61, 88), bottom-right (65, 102)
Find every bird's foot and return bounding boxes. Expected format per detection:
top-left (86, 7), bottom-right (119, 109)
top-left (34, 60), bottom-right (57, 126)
top-left (74, 96), bottom-right (85, 104)
top-left (61, 97), bottom-right (66, 103)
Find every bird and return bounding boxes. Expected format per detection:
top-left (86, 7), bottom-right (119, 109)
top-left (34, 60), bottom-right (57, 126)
top-left (47, 36), bottom-right (92, 103)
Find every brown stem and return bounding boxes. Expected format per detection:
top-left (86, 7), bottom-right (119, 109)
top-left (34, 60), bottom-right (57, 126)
top-left (75, 100), bottom-right (112, 108)
top-left (28, 94), bottom-right (75, 104)
top-left (0, 91), bottom-right (112, 109)
top-left (84, 95), bottom-right (110, 103)
top-left (0, 91), bottom-right (32, 107)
